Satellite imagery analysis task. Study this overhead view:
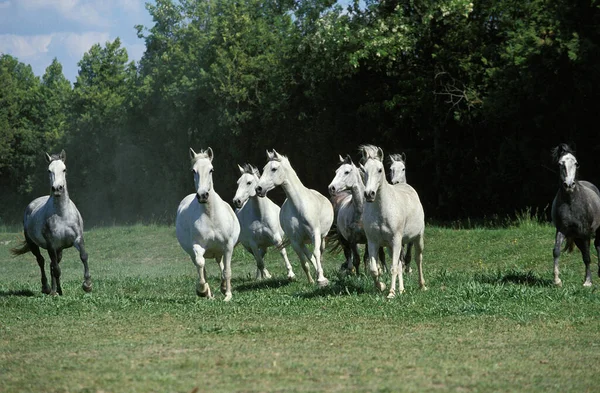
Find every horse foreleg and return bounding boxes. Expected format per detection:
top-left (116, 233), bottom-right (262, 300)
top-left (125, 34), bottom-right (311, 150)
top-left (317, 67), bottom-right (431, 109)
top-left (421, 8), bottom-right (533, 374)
top-left (312, 234), bottom-right (329, 287)
top-left (575, 238), bottom-right (593, 287)
top-left (388, 242), bottom-right (404, 298)
top-left (276, 241), bottom-right (296, 281)
top-left (29, 241), bottom-right (50, 294)
top-left (192, 245), bottom-right (212, 298)
top-left (553, 231), bottom-right (565, 286)
top-left (378, 247), bottom-right (387, 273)
top-left (404, 243), bottom-right (413, 274)
top-left (367, 241), bottom-right (385, 292)
top-left (47, 248), bottom-right (62, 296)
top-left (74, 237), bottom-right (92, 293)
top-left (351, 243), bottom-right (360, 275)
top-left (291, 242), bottom-right (314, 284)
top-left (221, 247), bottom-right (234, 301)
top-left (250, 245), bottom-right (271, 280)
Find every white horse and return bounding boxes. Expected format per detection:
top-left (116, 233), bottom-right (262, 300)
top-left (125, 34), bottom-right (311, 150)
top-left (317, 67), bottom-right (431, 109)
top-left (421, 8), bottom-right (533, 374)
top-left (11, 150), bottom-right (92, 295)
top-left (328, 154), bottom-right (386, 275)
top-left (233, 164), bottom-right (296, 281)
top-left (361, 145), bottom-right (426, 297)
top-left (256, 150), bottom-right (334, 287)
top-left (176, 147), bottom-right (240, 301)
top-left (389, 153), bottom-right (407, 185)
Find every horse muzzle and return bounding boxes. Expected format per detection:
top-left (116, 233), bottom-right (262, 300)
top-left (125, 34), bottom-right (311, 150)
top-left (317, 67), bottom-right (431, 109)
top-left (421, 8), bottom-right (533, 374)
top-left (51, 185), bottom-right (64, 196)
top-left (233, 198), bottom-right (243, 209)
top-left (562, 181), bottom-right (576, 193)
top-left (255, 186), bottom-right (267, 198)
top-left (196, 192), bottom-right (209, 203)
top-left (364, 190), bottom-right (376, 202)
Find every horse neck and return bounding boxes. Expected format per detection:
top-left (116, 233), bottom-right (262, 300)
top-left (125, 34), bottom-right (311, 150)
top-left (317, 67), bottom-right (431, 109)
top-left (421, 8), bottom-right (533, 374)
top-left (280, 164), bottom-right (308, 205)
top-left (350, 171), bottom-right (366, 214)
top-left (51, 187), bottom-right (71, 215)
top-left (203, 189), bottom-right (222, 215)
top-left (249, 194), bottom-right (269, 215)
top-left (373, 175), bottom-right (394, 204)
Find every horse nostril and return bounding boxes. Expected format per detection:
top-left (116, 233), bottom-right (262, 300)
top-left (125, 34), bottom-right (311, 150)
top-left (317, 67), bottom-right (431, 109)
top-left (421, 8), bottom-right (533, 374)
top-left (329, 186), bottom-right (335, 194)
top-left (256, 186), bottom-right (263, 194)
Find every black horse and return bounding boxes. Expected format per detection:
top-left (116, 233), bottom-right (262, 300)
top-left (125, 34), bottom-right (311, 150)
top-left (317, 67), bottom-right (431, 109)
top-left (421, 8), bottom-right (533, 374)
top-left (551, 143), bottom-right (600, 286)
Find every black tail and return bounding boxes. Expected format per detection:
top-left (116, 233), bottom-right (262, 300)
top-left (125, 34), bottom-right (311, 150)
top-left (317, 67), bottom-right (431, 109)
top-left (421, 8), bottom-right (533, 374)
top-left (563, 237), bottom-right (575, 253)
top-left (325, 228), bottom-right (346, 255)
top-left (10, 240), bottom-right (30, 256)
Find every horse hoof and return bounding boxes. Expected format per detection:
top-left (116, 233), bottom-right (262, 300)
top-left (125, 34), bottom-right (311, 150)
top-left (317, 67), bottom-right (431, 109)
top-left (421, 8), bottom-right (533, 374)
top-left (287, 273), bottom-right (296, 281)
top-left (224, 293), bottom-right (232, 302)
top-left (196, 283), bottom-right (211, 298)
top-left (41, 287), bottom-right (51, 295)
top-left (583, 281), bottom-right (592, 287)
top-left (376, 282), bottom-right (386, 292)
top-left (317, 278), bottom-right (329, 288)
top-left (554, 279), bottom-right (563, 287)
top-left (82, 282), bottom-right (93, 293)
top-left (420, 285), bottom-right (428, 291)
top-left (387, 291), bottom-right (396, 299)
top-left (49, 291), bottom-right (59, 296)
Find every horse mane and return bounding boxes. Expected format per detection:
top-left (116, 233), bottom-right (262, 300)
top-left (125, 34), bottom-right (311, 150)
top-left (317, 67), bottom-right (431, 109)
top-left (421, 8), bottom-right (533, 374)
top-left (359, 144), bottom-right (383, 163)
top-left (241, 163), bottom-right (260, 177)
top-left (388, 153), bottom-right (406, 164)
top-left (191, 149), bottom-right (212, 164)
top-left (552, 143), bottom-right (575, 162)
top-left (48, 153), bottom-right (62, 162)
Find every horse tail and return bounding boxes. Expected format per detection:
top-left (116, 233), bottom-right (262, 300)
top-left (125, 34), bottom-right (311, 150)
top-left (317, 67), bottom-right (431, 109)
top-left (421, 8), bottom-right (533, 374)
top-left (563, 237), bottom-right (576, 253)
top-left (275, 236), bottom-right (291, 251)
top-left (325, 229), bottom-right (345, 255)
top-left (10, 240), bottom-right (31, 256)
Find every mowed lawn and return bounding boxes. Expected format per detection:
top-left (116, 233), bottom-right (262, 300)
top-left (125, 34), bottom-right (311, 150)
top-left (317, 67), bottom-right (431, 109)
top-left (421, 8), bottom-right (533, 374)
top-left (1, 221), bottom-right (600, 392)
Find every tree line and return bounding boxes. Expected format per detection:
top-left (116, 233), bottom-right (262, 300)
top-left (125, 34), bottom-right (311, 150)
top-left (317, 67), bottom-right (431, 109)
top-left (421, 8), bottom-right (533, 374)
top-left (1, 0), bottom-right (599, 226)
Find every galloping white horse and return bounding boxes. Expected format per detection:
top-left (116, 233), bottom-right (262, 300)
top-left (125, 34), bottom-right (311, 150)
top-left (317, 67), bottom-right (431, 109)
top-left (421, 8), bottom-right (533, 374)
top-left (361, 145), bottom-right (425, 297)
top-left (233, 164), bottom-right (296, 281)
top-left (328, 154), bottom-right (386, 275)
top-left (176, 147), bottom-right (240, 301)
top-left (256, 150), bottom-right (333, 287)
top-left (11, 150), bottom-right (92, 295)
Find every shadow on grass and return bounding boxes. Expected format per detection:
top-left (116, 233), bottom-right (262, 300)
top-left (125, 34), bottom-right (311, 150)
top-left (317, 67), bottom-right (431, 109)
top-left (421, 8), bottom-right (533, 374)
top-left (476, 270), bottom-right (554, 287)
top-left (0, 289), bottom-right (36, 297)
top-left (296, 274), bottom-right (374, 299)
top-left (235, 277), bottom-right (293, 292)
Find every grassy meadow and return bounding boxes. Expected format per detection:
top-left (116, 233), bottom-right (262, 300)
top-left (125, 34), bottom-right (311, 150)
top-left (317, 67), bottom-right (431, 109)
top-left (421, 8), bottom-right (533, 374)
top-left (1, 218), bottom-right (600, 392)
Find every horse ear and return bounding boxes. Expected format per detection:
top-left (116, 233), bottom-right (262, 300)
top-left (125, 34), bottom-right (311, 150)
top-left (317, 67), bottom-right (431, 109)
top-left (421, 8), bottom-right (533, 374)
top-left (273, 149), bottom-right (282, 160)
top-left (60, 149), bottom-right (66, 163)
top-left (189, 148), bottom-right (197, 160)
top-left (344, 154), bottom-right (353, 165)
top-left (206, 147), bottom-right (214, 161)
top-left (401, 152), bottom-right (406, 163)
top-left (237, 164), bottom-right (244, 174)
top-left (338, 154), bottom-right (344, 163)
top-left (266, 150), bottom-right (273, 159)
top-left (45, 152), bottom-right (52, 163)
top-left (377, 147), bottom-right (384, 161)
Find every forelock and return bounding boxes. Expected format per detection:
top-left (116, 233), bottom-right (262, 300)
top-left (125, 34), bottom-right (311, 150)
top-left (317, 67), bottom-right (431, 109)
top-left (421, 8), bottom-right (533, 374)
top-left (388, 154), bottom-right (405, 164)
top-left (359, 144), bottom-right (382, 163)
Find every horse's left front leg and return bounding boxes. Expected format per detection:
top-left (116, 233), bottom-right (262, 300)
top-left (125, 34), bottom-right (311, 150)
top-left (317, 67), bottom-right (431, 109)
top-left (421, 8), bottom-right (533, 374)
top-left (575, 238), bottom-right (593, 287)
top-left (74, 237), bottom-right (92, 293)
top-left (312, 234), bottom-right (329, 287)
top-left (221, 246), bottom-right (234, 301)
top-left (388, 241), bottom-right (404, 299)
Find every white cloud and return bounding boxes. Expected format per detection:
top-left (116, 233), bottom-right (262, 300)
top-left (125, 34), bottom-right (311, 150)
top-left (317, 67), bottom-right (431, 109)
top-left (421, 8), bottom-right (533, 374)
top-left (59, 31), bottom-right (110, 59)
top-left (0, 34), bottom-right (53, 59)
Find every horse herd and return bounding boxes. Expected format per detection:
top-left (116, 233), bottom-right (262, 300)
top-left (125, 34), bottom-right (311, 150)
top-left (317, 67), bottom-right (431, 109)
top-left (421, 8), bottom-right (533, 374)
top-left (10, 143), bottom-right (600, 301)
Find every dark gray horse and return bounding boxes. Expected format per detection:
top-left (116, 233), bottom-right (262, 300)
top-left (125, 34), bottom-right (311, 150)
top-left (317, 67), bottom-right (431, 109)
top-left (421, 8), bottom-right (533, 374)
top-left (551, 143), bottom-right (600, 286)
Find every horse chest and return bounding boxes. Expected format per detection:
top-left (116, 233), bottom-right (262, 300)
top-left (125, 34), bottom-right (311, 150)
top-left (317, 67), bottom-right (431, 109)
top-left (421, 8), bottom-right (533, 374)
top-left (43, 215), bottom-right (77, 248)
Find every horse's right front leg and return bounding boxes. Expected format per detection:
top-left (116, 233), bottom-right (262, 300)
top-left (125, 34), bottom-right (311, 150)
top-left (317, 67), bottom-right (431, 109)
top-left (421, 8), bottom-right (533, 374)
top-left (47, 248), bottom-right (62, 296)
top-left (251, 246), bottom-right (271, 280)
top-left (274, 239), bottom-right (295, 281)
top-left (74, 237), bottom-right (92, 293)
top-left (388, 241), bottom-right (404, 299)
top-left (575, 238), bottom-right (593, 287)
top-left (192, 245), bottom-right (212, 298)
top-left (29, 241), bottom-right (50, 294)
top-left (553, 231), bottom-right (565, 287)
top-left (291, 241), bottom-right (314, 284)
top-left (367, 241), bottom-right (385, 292)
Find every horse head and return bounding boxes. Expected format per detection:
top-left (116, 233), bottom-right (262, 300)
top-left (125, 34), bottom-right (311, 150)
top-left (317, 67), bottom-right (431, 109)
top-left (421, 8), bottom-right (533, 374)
top-left (389, 153), bottom-right (407, 185)
top-left (256, 149), bottom-right (286, 197)
top-left (553, 144), bottom-right (578, 193)
top-left (189, 147), bottom-right (214, 203)
top-left (328, 154), bottom-right (358, 196)
top-left (360, 146), bottom-right (386, 202)
top-left (233, 164), bottom-right (260, 208)
top-left (45, 150), bottom-right (67, 197)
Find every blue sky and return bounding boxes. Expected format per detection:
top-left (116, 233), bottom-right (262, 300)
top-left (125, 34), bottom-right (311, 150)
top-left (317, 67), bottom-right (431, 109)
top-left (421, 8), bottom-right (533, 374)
top-left (0, 0), bottom-right (155, 83)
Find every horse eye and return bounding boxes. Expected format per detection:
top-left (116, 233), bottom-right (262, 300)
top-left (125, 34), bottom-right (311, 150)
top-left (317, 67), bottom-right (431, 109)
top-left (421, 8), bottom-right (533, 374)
top-left (271, 168), bottom-right (277, 172)
top-left (247, 181), bottom-right (252, 186)
top-left (378, 168), bottom-right (383, 173)
top-left (344, 171), bottom-right (350, 175)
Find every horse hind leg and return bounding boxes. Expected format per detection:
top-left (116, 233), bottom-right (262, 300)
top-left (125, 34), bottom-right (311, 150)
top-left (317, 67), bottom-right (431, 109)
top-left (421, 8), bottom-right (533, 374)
top-left (275, 239), bottom-right (296, 281)
top-left (414, 236), bottom-right (426, 290)
top-left (312, 235), bottom-right (329, 287)
top-left (595, 230), bottom-right (600, 278)
top-left (74, 237), bottom-right (92, 292)
top-left (256, 247), bottom-right (272, 280)
top-left (291, 242), bottom-right (314, 284)
top-left (574, 238), bottom-right (593, 287)
top-left (29, 240), bottom-right (50, 294)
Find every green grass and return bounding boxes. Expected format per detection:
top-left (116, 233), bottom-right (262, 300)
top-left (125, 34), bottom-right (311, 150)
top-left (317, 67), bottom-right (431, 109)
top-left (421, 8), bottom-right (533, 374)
top-left (1, 222), bottom-right (600, 392)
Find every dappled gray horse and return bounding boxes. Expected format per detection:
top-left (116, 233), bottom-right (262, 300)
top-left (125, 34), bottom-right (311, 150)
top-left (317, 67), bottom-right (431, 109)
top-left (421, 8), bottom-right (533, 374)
top-left (551, 143), bottom-right (600, 287)
top-left (233, 164), bottom-right (296, 281)
top-left (11, 150), bottom-right (92, 295)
